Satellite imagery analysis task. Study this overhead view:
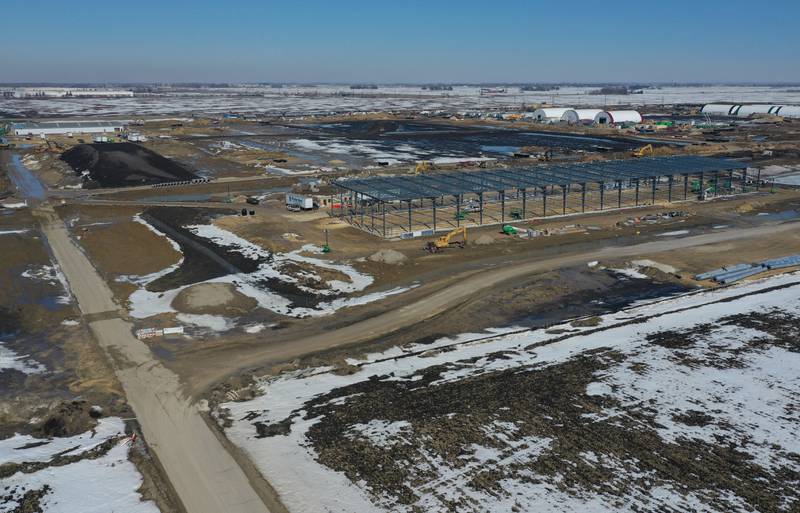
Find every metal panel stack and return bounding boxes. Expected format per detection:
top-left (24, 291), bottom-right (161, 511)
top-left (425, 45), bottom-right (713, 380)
top-left (694, 254), bottom-right (800, 284)
top-left (759, 255), bottom-right (800, 270)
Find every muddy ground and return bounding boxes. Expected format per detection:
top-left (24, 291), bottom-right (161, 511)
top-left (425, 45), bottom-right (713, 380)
top-left (61, 142), bottom-right (199, 188)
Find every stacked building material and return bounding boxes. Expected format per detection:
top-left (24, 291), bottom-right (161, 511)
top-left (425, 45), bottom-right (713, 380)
top-left (715, 267), bottom-right (765, 284)
top-left (759, 255), bottom-right (800, 270)
top-left (694, 254), bottom-right (800, 284)
top-left (694, 263), bottom-right (752, 281)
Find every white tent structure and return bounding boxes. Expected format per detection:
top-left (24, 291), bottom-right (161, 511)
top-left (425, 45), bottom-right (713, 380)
top-left (593, 110), bottom-right (642, 125)
top-left (701, 104), bottom-right (741, 116)
top-left (561, 109), bottom-right (603, 124)
top-left (701, 103), bottom-right (800, 118)
top-left (532, 108), bottom-right (571, 123)
top-left (775, 106), bottom-right (800, 119)
top-left (736, 105), bottom-right (781, 117)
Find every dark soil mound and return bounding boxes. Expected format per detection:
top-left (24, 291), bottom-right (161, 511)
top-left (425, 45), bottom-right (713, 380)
top-left (60, 143), bottom-right (198, 188)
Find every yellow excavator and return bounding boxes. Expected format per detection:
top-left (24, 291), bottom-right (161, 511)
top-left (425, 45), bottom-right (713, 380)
top-left (414, 161), bottom-right (431, 175)
top-left (632, 144), bottom-right (654, 157)
top-left (424, 227), bottom-right (467, 253)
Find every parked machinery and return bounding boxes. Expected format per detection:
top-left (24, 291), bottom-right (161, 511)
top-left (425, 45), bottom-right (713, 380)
top-left (424, 227), bottom-right (467, 253)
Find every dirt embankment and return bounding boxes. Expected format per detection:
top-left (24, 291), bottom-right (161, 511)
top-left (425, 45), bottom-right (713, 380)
top-left (60, 143), bottom-right (199, 188)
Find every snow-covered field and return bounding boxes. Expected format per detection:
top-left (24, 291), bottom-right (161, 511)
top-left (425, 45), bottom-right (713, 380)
top-left (220, 272), bottom-right (800, 513)
top-left (4, 85), bottom-right (800, 118)
top-left (124, 217), bottom-right (412, 329)
top-left (0, 417), bottom-right (159, 513)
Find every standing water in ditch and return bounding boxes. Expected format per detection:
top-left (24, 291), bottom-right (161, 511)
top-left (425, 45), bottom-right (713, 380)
top-left (6, 153), bottom-right (47, 201)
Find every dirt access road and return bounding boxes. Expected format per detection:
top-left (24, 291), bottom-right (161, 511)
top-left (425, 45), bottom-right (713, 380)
top-left (186, 219), bottom-right (800, 394)
top-left (32, 203), bottom-right (280, 513)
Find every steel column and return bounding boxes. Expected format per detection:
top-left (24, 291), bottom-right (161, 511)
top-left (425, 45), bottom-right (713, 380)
top-left (599, 182), bottom-right (604, 210)
top-left (651, 176), bottom-right (657, 204)
top-left (541, 186), bottom-right (547, 216)
top-left (581, 183), bottom-right (586, 213)
top-left (668, 175), bottom-right (673, 202)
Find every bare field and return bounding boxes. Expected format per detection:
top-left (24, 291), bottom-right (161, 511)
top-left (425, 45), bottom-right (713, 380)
top-left (219, 273), bottom-right (800, 513)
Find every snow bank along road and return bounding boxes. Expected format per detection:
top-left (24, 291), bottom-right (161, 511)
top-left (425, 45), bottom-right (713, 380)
top-left (32, 203), bottom-right (276, 513)
top-left (190, 219), bottom-right (800, 393)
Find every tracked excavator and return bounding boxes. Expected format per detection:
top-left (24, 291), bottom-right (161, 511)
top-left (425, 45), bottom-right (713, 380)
top-left (424, 227), bottom-right (467, 253)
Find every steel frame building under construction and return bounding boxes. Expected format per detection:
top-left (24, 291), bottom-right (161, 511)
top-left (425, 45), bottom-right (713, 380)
top-left (331, 156), bottom-right (756, 238)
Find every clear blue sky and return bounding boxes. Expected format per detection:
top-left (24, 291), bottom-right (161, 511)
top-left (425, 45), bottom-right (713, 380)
top-left (2, 0), bottom-right (798, 83)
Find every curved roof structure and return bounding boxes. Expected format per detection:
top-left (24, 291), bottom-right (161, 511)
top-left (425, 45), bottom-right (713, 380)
top-left (736, 105), bottom-right (780, 117)
top-left (701, 104), bottom-right (740, 116)
top-left (594, 110), bottom-right (643, 125)
top-left (561, 109), bottom-right (603, 124)
top-left (532, 108), bottom-right (571, 122)
top-left (775, 106), bottom-right (800, 119)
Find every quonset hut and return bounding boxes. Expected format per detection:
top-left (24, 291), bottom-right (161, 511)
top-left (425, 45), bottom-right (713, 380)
top-left (594, 110), bottom-right (643, 125)
top-left (775, 106), bottom-right (800, 118)
top-left (701, 103), bottom-right (800, 118)
top-left (561, 109), bottom-right (603, 124)
top-left (532, 108), bottom-right (571, 123)
top-left (736, 105), bottom-right (781, 117)
top-left (701, 104), bottom-right (741, 116)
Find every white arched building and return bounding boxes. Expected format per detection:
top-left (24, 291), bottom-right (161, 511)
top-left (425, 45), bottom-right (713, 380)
top-left (532, 108), bottom-right (571, 123)
top-left (593, 110), bottom-right (642, 125)
top-left (561, 109), bottom-right (603, 124)
top-left (701, 104), bottom-right (741, 116)
top-left (736, 105), bottom-right (781, 117)
top-left (775, 106), bottom-right (800, 119)
top-left (701, 103), bottom-right (800, 118)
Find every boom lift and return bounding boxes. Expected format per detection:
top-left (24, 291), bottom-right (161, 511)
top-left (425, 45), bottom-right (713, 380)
top-left (424, 227), bottom-right (467, 253)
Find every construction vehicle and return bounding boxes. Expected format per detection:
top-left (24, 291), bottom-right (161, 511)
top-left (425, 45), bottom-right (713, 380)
top-left (424, 227), bottom-right (467, 253)
top-left (631, 144), bottom-right (654, 157)
top-left (502, 225), bottom-right (518, 235)
top-left (414, 161), bottom-right (431, 175)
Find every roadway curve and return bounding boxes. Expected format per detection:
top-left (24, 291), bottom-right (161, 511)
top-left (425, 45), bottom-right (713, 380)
top-left (187, 219), bottom-right (800, 394)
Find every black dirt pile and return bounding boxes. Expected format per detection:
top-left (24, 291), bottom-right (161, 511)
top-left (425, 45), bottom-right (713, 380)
top-left (60, 143), bottom-right (198, 188)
